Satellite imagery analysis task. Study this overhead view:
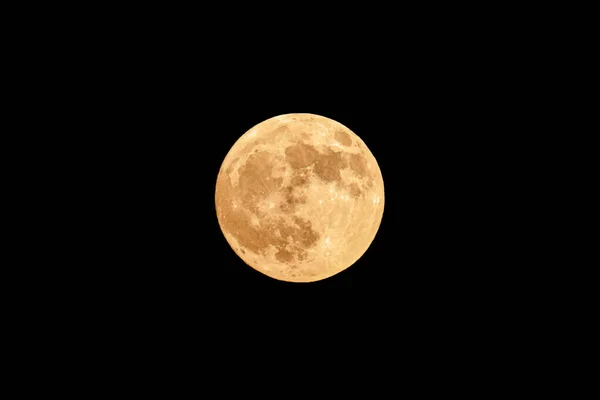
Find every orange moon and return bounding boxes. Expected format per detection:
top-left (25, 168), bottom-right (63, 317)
top-left (215, 113), bottom-right (384, 282)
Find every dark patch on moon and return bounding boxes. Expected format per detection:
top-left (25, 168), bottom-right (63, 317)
top-left (347, 153), bottom-right (368, 177)
top-left (275, 249), bottom-right (293, 262)
top-left (348, 182), bottom-right (362, 197)
top-left (285, 143), bottom-right (318, 169)
top-left (290, 174), bottom-right (308, 187)
top-left (291, 216), bottom-right (320, 248)
top-left (280, 179), bottom-right (308, 214)
top-left (277, 220), bottom-right (296, 239)
top-left (334, 129), bottom-right (353, 146)
top-left (271, 125), bottom-right (291, 135)
top-left (237, 151), bottom-right (283, 211)
top-left (281, 168), bottom-right (312, 213)
top-left (314, 149), bottom-right (347, 183)
top-left (217, 195), bottom-right (319, 262)
top-left (216, 155), bottom-right (321, 268)
top-left (226, 157), bottom-right (239, 174)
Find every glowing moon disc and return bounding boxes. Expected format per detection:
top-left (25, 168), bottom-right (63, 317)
top-left (215, 113), bottom-right (384, 282)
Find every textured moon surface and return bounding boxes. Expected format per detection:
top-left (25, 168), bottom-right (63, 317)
top-left (215, 113), bottom-right (384, 282)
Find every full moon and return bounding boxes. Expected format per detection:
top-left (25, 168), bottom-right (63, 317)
top-left (215, 113), bottom-right (384, 283)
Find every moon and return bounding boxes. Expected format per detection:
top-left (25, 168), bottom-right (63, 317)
top-left (215, 113), bottom-right (384, 283)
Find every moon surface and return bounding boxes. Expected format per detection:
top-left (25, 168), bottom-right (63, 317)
top-left (215, 113), bottom-right (384, 283)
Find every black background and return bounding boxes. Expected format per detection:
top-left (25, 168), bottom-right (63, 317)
top-left (25, 9), bottom-right (548, 384)
top-left (102, 101), bottom-right (515, 322)
top-left (9, 4), bottom-right (565, 391)
top-left (73, 39), bottom-right (523, 332)
top-left (80, 94), bottom-right (528, 378)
